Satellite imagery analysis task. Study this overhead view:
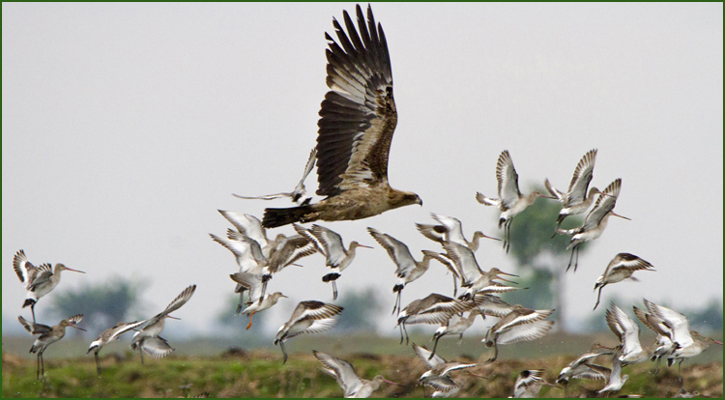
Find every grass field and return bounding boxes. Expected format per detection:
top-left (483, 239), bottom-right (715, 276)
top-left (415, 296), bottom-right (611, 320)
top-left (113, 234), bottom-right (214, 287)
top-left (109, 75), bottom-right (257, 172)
top-left (3, 332), bottom-right (722, 398)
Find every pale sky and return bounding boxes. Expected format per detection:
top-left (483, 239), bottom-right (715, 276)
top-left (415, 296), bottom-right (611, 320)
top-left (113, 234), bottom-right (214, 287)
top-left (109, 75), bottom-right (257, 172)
top-left (3, 3), bottom-right (722, 339)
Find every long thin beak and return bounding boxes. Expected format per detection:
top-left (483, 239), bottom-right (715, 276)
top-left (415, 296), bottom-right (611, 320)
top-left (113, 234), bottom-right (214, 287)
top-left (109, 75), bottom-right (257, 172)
top-left (496, 277), bottom-right (519, 285)
top-left (66, 267), bottom-right (86, 274)
top-left (483, 234), bottom-right (501, 242)
top-left (713, 340), bottom-right (723, 345)
top-left (496, 270), bottom-right (518, 277)
top-left (611, 212), bottom-right (631, 220)
top-left (358, 244), bottom-right (374, 249)
top-left (70, 324), bottom-right (87, 331)
top-left (383, 378), bottom-right (402, 386)
top-left (166, 315), bottom-right (181, 320)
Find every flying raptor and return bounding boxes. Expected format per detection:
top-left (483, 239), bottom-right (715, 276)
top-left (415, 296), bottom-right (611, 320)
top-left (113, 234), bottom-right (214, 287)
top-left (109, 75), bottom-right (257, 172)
top-left (262, 5), bottom-right (421, 228)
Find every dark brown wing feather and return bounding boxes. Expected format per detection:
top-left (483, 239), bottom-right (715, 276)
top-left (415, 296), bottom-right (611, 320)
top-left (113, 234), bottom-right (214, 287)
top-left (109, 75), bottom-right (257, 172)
top-left (316, 5), bottom-right (396, 197)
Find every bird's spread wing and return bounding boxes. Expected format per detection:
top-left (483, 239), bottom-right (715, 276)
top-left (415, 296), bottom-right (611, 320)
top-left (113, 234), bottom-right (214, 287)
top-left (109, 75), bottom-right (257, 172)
top-left (151, 285), bottom-right (197, 323)
top-left (496, 320), bottom-right (554, 345)
top-left (582, 179), bottom-right (620, 230)
top-left (27, 264), bottom-right (54, 291)
top-left (313, 351), bottom-right (362, 393)
top-left (139, 336), bottom-right (174, 359)
top-left (412, 343), bottom-right (447, 368)
top-left (316, 4), bottom-right (397, 197)
top-left (367, 227), bottom-right (416, 276)
top-left (496, 150), bottom-right (521, 210)
top-left (566, 149), bottom-right (597, 205)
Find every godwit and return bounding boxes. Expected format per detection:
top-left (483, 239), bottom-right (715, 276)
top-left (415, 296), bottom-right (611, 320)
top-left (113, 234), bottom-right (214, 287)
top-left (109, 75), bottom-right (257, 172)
top-left (593, 253), bottom-right (655, 310)
top-left (632, 304), bottom-right (676, 374)
top-left (416, 212), bottom-right (499, 251)
top-left (482, 305), bottom-right (555, 362)
top-left (544, 149), bottom-right (600, 235)
top-left (396, 293), bottom-right (471, 345)
top-left (598, 354), bottom-right (629, 397)
top-left (13, 249), bottom-right (86, 323)
top-left (261, 5), bottom-right (422, 228)
top-left (512, 369), bottom-right (558, 398)
top-left (18, 314), bottom-right (85, 379)
top-left (210, 230), bottom-right (267, 312)
top-left (429, 310), bottom-right (482, 361)
top-left (234, 148), bottom-right (317, 205)
top-left (87, 320), bottom-right (146, 375)
top-left (605, 302), bottom-right (650, 365)
top-left (556, 343), bottom-right (613, 397)
top-left (558, 178), bottom-right (630, 272)
top-left (261, 230), bottom-right (318, 303)
top-left (412, 343), bottom-right (484, 394)
top-left (274, 300), bottom-right (343, 364)
top-left (218, 210), bottom-right (270, 252)
top-left (130, 284), bottom-right (196, 364)
top-left (437, 241), bottom-right (519, 302)
top-left (367, 227), bottom-right (439, 315)
top-left (312, 350), bottom-right (399, 397)
top-left (295, 224), bottom-right (371, 300)
top-left (476, 150), bottom-right (554, 253)
top-left (642, 298), bottom-right (723, 381)
top-left (229, 270), bottom-right (287, 329)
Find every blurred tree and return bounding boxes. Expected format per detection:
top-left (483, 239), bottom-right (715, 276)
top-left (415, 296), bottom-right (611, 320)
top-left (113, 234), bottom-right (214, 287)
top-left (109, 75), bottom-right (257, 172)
top-left (49, 276), bottom-right (146, 336)
top-left (687, 299), bottom-right (724, 333)
top-left (499, 186), bottom-right (586, 332)
top-left (335, 287), bottom-right (383, 333)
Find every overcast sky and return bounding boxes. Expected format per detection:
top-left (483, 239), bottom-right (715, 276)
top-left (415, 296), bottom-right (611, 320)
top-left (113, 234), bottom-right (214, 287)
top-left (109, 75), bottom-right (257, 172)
top-left (3, 3), bottom-right (722, 341)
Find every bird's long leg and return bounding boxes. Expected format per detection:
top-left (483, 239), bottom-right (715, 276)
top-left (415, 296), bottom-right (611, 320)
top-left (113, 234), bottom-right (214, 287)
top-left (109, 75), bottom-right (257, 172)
top-left (246, 311), bottom-right (256, 330)
top-left (280, 341), bottom-right (288, 364)
top-left (429, 335), bottom-right (442, 360)
top-left (31, 304), bottom-right (37, 324)
top-left (139, 346), bottom-right (144, 365)
top-left (259, 278), bottom-right (269, 306)
top-left (331, 280), bottom-right (338, 301)
top-left (403, 323), bottom-right (410, 346)
top-left (564, 382), bottom-right (569, 398)
top-left (398, 323), bottom-right (404, 345)
top-left (392, 291), bottom-right (401, 316)
top-left (236, 292), bottom-right (245, 315)
top-left (574, 245), bottom-right (580, 272)
top-left (40, 351), bottom-right (45, 378)
top-left (452, 275), bottom-right (458, 298)
top-left (487, 341), bottom-right (499, 362)
top-left (593, 287), bottom-right (604, 310)
top-left (677, 359), bottom-right (683, 383)
top-left (36, 352), bottom-right (41, 380)
top-left (506, 220), bottom-right (512, 253)
top-left (95, 351), bottom-right (101, 376)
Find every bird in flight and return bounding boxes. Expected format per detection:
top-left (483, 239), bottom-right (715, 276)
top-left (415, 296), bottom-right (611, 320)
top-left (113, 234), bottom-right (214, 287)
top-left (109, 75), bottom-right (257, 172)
top-left (262, 5), bottom-right (421, 228)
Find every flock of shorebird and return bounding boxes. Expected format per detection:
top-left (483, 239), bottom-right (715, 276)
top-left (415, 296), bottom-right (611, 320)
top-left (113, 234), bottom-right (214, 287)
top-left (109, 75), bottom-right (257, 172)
top-left (11, 4), bottom-right (720, 398)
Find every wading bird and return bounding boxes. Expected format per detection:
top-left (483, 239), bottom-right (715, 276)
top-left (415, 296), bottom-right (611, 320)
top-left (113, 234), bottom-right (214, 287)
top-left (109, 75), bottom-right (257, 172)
top-left (593, 253), bottom-right (655, 310)
top-left (476, 150), bottom-right (553, 253)
top-left (396, 293), bottom-right (471, 346)
top-left (87, 320), bottom-right (146, 375)
top-left (429, 310), bottom-right (482, 361)
top-left (230, 271), bottom-right (287, 329)
top-left (598, 354), bottom-right (629, 397)
top-left (416, 213), bottom-right (499, 251)
top-left (18, 314), bottom-right (85, 379)
top-left (274, 300), bottom-right (343, 364)
top-left (412, 343), bottom-right (484, 395)
top-left (262, 5), bottom-right (422, 228)
top-left (512, 369), bottom-right (558, 398)
top-left (558, 178), bottom-right (629, 272)
top-left (605, 302), bottom-right (650, 365)
top-left (367, 227), bottom-right (440, 315)
top-left (632, 304), bottom-right (676, 374)
top-left (544, 149), bottom-right (600, 235)
top-left (295, 224), bottom-right (371, 300)
top-left (556, 343), bottom-right (614, 397)
top-left (482, 305), bottom-right (555, 362)
top-left (642, 298), bottom-right (723, 381)
top-left (131, 285), bottom-right (196, 364)
top-left (313, 350), bottom-right (398, 397)
top-left (234, 148), bottom-right (317, 205)
top-left (13, 249), bottom-right (85, 323)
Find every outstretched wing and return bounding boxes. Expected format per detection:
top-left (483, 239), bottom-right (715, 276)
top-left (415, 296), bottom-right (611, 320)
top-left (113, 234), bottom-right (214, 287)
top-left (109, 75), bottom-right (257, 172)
top-left (316, 4), bottom-right (397, 197)
top-left (496, 150), bottom-right (521, 210)
top-left (566, 149), bottom-right (597, 205)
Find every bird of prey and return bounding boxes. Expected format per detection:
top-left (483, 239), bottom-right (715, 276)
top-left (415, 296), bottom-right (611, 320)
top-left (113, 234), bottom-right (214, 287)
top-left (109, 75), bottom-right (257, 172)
top-left (262, 5), bottom-right (422, 228)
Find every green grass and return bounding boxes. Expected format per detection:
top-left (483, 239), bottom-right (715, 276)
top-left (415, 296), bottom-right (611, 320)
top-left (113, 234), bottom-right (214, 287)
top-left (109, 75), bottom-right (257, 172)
top-left (3, 332), bottom-right (722, 398)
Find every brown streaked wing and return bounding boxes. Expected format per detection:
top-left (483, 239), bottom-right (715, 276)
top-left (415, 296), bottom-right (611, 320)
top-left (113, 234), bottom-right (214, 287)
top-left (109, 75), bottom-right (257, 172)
top-left (316, 5), bottom-right (396, 197)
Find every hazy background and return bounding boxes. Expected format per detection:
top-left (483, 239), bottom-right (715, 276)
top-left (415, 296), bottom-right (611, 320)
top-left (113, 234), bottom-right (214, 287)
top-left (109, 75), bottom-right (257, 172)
top-left (3, 3), bottom-right (722, 343)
